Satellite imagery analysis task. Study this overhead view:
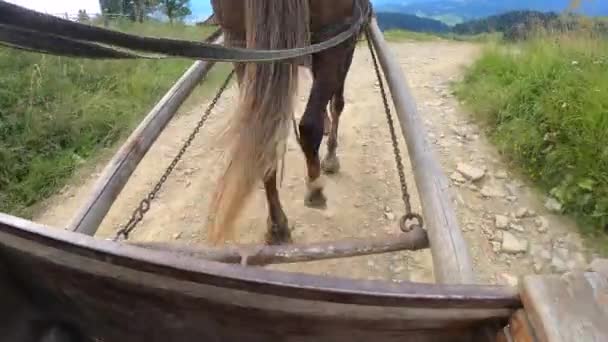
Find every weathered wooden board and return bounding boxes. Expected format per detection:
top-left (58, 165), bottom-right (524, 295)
top-left (0, 213), bottom-right (519, 341)
top-left (367, 19), bottom-right (474, 284)
top-left (510, 310), bottom-right (538, 342)
top-left (520, 270), bottom-right (608, 342)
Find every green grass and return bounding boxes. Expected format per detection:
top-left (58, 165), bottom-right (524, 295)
top-left (447, 32), bottom-right (504, 43)
top-left (454, 32), bottom-right (608, 254)
top-left (383, 29), bottom-right (443, 42)
top-left (0, 20), bottom-right (227, 218)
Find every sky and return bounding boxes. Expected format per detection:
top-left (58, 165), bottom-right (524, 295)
top-left (5, 0), bottom-right (390, 21)
top-left (6, 0), bottom-right (101, 15)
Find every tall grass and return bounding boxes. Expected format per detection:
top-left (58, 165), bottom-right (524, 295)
top-left (454, 31), bottom-right (608, 253)
top-left (0, 21), bottom-right (224, 217)
top-left (383, 29), bottom-right (443, 42)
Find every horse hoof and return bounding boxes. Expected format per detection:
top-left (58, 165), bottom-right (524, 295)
top-left (321, 155), bottom-right (340, 174)
top-left (305, 189), bottom-right (327, 209)
top-left (265, 220), bottom-right (292, 245)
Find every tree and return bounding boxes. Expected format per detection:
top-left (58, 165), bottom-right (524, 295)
top-left (159, 0), bottom-right (191, 24)
top-left (99, 0), bottom-right (122, 14)
top-left (132, 0), bottom-right (161, 22)
top-left (77, 9), bottom-right (90, 22)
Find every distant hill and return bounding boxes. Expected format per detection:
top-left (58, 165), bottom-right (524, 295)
top-left (452, 10), bottom-right (608, 41)
top-left (452, 10), bottom-right (559, 35)
top-left (376, 12), bottom-right (451, 33)
top-left (374, 0), bottom-right (608, 24)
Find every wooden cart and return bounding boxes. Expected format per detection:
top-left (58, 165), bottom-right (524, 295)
top-left (0, 7), bottom-right (606, 341)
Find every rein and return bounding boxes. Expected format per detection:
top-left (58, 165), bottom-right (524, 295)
top-left (0, 1), bottom-right (371, 62)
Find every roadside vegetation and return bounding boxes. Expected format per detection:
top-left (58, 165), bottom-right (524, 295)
top-left (0, 19), bottom-right (225, 218)
top-left (454, 22), bottom-right (608, 253)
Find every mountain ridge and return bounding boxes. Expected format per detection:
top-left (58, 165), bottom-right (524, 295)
top-left (374, 0), bottom-right (608, 23)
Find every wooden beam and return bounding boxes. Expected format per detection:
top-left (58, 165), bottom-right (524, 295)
top-left (1, 211), bottom-right (522, 311)
top-left (367, 19), bottom-right (475, 284)
top-left (521, 272), bottom-right (608, 342)
top-left (129, 225), bottom-right (430, 266)
top-left (68, 33), bottom-right (224, 236)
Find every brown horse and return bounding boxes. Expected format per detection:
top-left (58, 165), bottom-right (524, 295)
top-left (207, 0), bottom-right (371, 245)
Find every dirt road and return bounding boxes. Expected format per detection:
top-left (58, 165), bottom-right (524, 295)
top-left (36, 40), bottom-right (593, 285)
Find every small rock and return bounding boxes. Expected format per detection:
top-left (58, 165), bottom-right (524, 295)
top-left (534, 217), bottom-right (549, 233)
top-left (490, 230), bottom-right (503, 242)
top-left (551, 255), bottom-right (568, 273)
top-left (367, 260), bottom-right (376, 268)
top-left (554, 247), bottom-right (570, 261)
top-left (506, 196), bottom-right (517, 202)
top-left (501, 232), bottom-right (528, 254)
top-left (456, 163), bottom-right (486, 182)
top-left (567, 252), bottom-right (587, 271)
top-left (504, 183), bottom-right (519, 196)
top-left (173, 232), bottom-right (182, 240)
top-left (384, 206), bottom-right (392, 213)
top-left (481, 184), bottom-right (506, 198)
top-left (533, 260), bottom-right (544, 273)
top-left (497, 273), bottom-right (519, 287)
top-left (539, 249), bottom-right (552, 261)
top-left (545, 198), bottom-right (563, 212)
top-left (467, 184), bottom-right (480, 192)
top-left (183, 168), bottom-right (196, 176)
top-left (385, 212), bottom-right (396, 221)
top-left (495, 215), bottom-right (510, 230)
top-left (323, 211), bottom-right (334, 220)
top-left (491, 241), bottom-right (501, 253)
top-left (495, 170), bottom-right (508, 179)
top-left (450, 125), bottom-right (468, 138)
top-left (392, 265), bottom-right (405, 273)
top-left (510, 224), bottom-right (525, 233)
top-left (450, 172), bottom-right (466, 183)
top-left (515, 207), bottom-right (532, 218)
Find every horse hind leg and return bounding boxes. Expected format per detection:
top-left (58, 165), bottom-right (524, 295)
top-left (263, 170), bottom-right (291, 245)
top-left (323, 109), bottom-right (331, 136)
top-left (321, 87), bottom-right (345, 174)
top-left (322, 45), bottom-right (354, 175)
top-left (300, 47), bottom-right (354, 209)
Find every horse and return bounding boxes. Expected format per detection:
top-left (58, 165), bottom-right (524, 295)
top-left (207, 0), bottom-right (372, 245)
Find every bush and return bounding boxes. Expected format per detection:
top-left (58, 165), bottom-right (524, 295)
top-left (454, 33), bottom-right (608, 249)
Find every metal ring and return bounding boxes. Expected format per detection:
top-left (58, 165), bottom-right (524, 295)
top-left (400, 213), bottom-right (423, 233)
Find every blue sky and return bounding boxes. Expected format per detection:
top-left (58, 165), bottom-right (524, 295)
top-left (5, 0), bottom-right (388, 21)
top-left (189, 1), bottom-right (397, 22)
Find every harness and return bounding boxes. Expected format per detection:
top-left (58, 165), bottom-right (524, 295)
top-left (0, 1), bottom-right (372, 62)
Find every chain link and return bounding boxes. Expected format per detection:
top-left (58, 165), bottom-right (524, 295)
top-left (114, 69), bottom-right (235, 241)
top-left (364, 27), bottom-right (423, 233)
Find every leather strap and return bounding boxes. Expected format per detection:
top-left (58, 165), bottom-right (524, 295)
top-left (0, 1), bottom-right (371, 62)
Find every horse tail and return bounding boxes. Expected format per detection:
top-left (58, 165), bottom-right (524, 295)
top-left (207, 0), bottom-right (310, 244)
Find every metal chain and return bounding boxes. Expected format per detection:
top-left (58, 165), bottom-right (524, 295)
top-left (114, 69), bottom-right (235, 241)
top-left (364, 27), bottom-right (423, 233)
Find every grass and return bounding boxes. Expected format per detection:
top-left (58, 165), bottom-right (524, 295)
top-left (453, 31), bottom-right (608, 254)
top-left (0, 20), bottom-right (228, 218)
top-left (380, 29), bottom-right (503, 44)
top-left (383, 29), bottom-right (443, 42)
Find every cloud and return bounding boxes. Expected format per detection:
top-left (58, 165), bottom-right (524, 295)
top-left (6, 0), bottom-right (101, 15)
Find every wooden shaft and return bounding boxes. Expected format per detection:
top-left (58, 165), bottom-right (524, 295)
top-left (68, 33), bottom-right (224, 236)
top-left (367, 19), bottom-right (475, 284)
top-left (130, 225), bottom-right (430, 266)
